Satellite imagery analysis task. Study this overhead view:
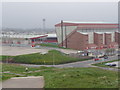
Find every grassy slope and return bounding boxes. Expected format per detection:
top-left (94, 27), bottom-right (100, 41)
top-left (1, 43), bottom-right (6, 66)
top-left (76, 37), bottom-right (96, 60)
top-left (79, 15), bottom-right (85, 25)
top-left (40, 43), bottom-right (59, 48)
top-left (2, 63), bottom-right (118, 88)
top-left (2, 63), bottom-right (54, 81)
top-left (43, 68), bottom-right (118, 88)
top-left (0, 55), bottom-right (14, 62)
top-left (2, 50), bottom-right (89, 65)
top-left (39, 43), bottom-right (69, 49)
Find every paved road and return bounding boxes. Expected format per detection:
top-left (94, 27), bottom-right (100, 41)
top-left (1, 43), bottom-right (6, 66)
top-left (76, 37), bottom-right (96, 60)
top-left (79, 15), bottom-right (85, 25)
top-left (97, 67), bottom-right (120, 72)
top-left (19, 56), bottom-right (119, 71)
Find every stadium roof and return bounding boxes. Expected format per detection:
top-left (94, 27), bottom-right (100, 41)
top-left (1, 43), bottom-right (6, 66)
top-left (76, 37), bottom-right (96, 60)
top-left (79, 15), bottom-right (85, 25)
top-left (1, 33), bottom-right (57, 39)
top-left (63, 21), bottom-right (118, 24)
top-left (2, 34), bottom-right (47, 39)
top-left (55, 21), bottom-right (118, 27)
top-left (46, 34), bottom-right (57, 38)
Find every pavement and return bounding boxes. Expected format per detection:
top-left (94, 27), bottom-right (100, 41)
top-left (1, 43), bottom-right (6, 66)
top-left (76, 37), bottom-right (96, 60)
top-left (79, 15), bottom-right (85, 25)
top-left (2, 76), bottom-right (44, 88)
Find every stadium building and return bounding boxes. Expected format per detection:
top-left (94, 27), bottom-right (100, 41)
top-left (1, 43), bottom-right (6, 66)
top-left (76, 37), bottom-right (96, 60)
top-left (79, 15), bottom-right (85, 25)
top-left (55, 21), bottom-right (119, 50)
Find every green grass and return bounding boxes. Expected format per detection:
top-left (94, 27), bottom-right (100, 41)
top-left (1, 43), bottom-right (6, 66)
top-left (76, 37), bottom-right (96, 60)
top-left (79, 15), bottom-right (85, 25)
top-left (92, 59), bottom-right (120, 68)
top-left (1, 63), bottom-right (54, 81)
top-left (39, 43), bottom-right (70, 49)
top-left (0, 55), bottom-right (14, 62)
top-left (2, 63), bottom-right (40, 74)
top-left (42, 68), bottom-right (118, 88)
top-left (1, 63), bottom-right (119, 88)
top-left (40, 43), bottom-right (59, 48)
top-left (0, 56), bottom-right (7, 61)
top-left (2, 50), bottom-right (89, 65)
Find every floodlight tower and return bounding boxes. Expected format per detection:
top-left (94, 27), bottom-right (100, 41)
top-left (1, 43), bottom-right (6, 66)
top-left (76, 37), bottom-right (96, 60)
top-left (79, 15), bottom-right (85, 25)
top-left (43, 18), bottom-right (46, 34)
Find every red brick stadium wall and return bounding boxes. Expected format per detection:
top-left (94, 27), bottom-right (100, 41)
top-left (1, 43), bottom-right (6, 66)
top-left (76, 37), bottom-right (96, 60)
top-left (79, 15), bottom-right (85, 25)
top-left (115, 32), bottom-right (120, 47)
top-left (59, 31), bottom-right (88, 50)
top-left (104, 33), bottom-right (112, 45)
top-left (94, 33), bottom-right (103, 47)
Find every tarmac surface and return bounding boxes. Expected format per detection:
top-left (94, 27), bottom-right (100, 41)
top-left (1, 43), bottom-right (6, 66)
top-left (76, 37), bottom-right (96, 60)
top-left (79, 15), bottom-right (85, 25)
top-left (1, 46), bottom-right (78, 56)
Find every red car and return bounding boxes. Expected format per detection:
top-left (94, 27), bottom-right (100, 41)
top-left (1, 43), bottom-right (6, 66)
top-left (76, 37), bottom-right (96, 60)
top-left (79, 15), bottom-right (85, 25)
top-left (94, 58), bottom-right (100, 61)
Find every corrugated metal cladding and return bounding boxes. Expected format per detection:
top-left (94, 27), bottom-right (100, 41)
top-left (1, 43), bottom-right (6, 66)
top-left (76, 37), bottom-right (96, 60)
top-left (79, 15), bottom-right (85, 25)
top-left (55, 21), bottom-right (119, 50)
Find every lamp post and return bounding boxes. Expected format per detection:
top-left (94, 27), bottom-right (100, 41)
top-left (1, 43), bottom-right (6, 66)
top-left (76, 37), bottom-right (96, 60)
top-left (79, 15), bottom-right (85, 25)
top-left (53, 53), bottom-right (55, 67)
top-left (43, 19), bottom-right (46, 34)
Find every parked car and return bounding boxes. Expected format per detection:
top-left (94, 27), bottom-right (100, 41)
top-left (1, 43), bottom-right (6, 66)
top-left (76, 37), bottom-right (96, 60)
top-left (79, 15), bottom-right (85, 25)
top-left (34, 45), bottom-right (40, 48)
top-left (104, 56), bottom-right (108, 59)
top-left (94, 58), bottom-right (100, 61)
top-left (105, 63), bottom-right (111, 66)
top-left (99, 55), bottom-right (108, 59)
top-left (105, 63), bottom-right (116, 66)
top-left (110, 64), bottom-right (116, 66)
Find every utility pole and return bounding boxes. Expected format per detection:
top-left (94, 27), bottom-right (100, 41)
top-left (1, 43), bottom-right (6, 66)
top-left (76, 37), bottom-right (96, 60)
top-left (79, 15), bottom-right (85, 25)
top-left (61, 20), bottom-right (63, 47)
top-left (65, 26), bottom-right (67, 48)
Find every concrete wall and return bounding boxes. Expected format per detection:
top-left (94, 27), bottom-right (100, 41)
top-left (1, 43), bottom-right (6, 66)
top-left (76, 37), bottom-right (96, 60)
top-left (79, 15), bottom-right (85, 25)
top-left (55, 26), bottom-right (77, 44)
top-left (88, 32), bottom-right (94, 44)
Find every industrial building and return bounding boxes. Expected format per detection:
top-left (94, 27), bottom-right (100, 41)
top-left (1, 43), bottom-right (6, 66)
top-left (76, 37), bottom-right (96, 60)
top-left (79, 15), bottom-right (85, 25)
top-left (43, 34), bottom-right (57, 43)
top-left (1, 33), bottom-right (57, 46)
top-left (55, 21), bottom-right (119, 50)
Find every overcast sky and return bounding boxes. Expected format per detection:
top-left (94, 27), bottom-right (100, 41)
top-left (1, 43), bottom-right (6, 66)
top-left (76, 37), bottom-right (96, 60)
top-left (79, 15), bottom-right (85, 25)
top-left (2, 2), bottom-right (118, 29)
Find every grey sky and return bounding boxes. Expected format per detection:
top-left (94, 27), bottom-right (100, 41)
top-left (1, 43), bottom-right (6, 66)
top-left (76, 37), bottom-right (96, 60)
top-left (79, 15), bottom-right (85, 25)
top-left (2, 2), bottom-right (118, 29)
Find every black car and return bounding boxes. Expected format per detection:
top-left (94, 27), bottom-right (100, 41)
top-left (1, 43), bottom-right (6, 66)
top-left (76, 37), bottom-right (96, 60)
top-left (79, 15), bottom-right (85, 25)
top-left (104, 56), bottom-right (108, 59)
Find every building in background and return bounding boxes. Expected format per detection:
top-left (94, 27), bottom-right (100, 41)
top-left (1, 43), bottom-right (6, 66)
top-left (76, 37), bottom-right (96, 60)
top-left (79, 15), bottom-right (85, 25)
top-left (55, 21), bottom-right (119, 50)
top-left (1, 33), bottom-right (57, 47)
top-left (43, 34), bottom-right (57, 43)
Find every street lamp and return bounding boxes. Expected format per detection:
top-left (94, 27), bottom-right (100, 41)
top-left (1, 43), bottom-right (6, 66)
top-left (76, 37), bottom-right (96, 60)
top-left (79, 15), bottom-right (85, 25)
top-left (52, 53), bottom-right (55, 67)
